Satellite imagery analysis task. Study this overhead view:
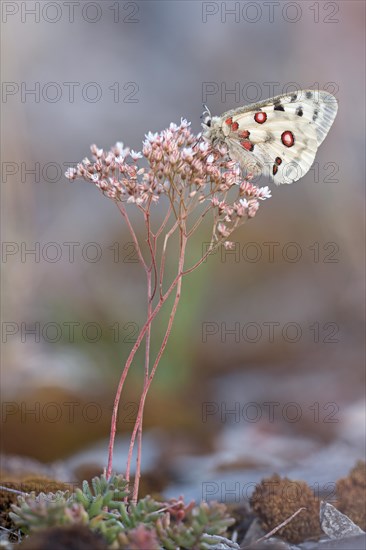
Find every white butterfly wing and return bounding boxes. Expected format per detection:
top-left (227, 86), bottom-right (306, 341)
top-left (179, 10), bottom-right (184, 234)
top-left (220, 90), bottom-right (338, 184)
top-left (226, 111), bottom-right (318, 184)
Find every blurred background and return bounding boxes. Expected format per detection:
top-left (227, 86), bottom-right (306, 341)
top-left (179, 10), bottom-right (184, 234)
top-left (1, 1), bottom-right (365, 500)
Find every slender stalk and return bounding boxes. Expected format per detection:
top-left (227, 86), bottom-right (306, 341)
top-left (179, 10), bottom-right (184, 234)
top-left (107, 204), bottom-right (240, 481)
top-left (128, 227), bottom-right (188, 500)
top-left (133, 206), bottom-right (154, 503)
top-left (106, 258), bottom-right (185, 479)
top-left (117, 203), bottom-right (147, 270)
top-left (182, 239), bottom-right (221, 275)
top-left (155, 203), bottom-right (173, 240)
top-left (159, 219), bottom-right (179, 298)
top-left (123, 202), bottom-right (177, 498)
top-left (107, 206), bottom-right (180, 479)
top-left (142, 201), bottom-right (159, 302)
top-left (253, 508), bottom-right (306, 545)
top-left (107, 204), bottom-right (149, 480)
top-left (186, 204), bottom-right (212, 238)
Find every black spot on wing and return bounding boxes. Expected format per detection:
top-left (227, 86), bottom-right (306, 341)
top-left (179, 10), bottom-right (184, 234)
top-left (296, 107), bottom-right (303, 117)
top-left (291, 94), bottom-right (297, 102)
top-left (306, 91), bottom-right (313, 99)
top-left (274, 103), bottom-right (285, 111)
top-left (313, 109), bottom-right (319, 121)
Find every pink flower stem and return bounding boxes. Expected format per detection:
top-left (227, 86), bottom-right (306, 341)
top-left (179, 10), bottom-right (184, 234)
top-left (132, 203), bottom-right (178, 499)
top-left (133, 272), bottom-right (151, 500)
top-left (106, 204), bottom-right (177, 480)
top-left (128, 226), bottom-right (188, 501)
top-left (117, 203), bottom-right (147, 270)
top-left (182, 240), bottom-right (221, 275)
top-left (134, 204), bottom-right (154, 502)
top-left (186, 204), bottom-right (212, 238)
top-left (106, 265), bottom-right (183, 480)
top-left (159, 220), bottom-right (179, 298)
top-left (155, 204), bottom-right (173, 240)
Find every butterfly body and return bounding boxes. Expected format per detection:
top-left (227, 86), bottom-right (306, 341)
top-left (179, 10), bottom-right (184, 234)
top-left (202, 90), bottom-right (338, 184)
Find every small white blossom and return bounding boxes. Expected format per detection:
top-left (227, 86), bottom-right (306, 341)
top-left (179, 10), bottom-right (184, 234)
top-left (144, 131), bottom-right (159, 144)
top-left (105, 152), bottom-right (115, 165)
top-left (116, 145), bottom-right (130, 159)
top-left (217, 223), bottom-right (230, 238)
top-left (130, 150), bottom-right (143, 160)
top-left (180, 118), bottom-right (190, 128)
top-left (257, 186), bottom-right (272, 199)
top-left (182, 147), bottom-right (194, 160)
top-left (162, 129), bottom-right (173, 141)
top-left (115, 142), bottom-right (125, 154)
top-left (65, 167), bottom-right (77, 180)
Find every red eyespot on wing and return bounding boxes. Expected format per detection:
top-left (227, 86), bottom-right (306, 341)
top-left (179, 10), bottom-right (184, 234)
top-left (225, 117), bottom-right (233, 126)
top-left (275, 156), bottom-right (282, 165)
top-left (241, 140), bottom-right (254, 151)
top-left (273, 164), bottom-right (278, 175)
top-left (254, 112), bottom-right (267, 124)
top-left (239, 130), bottom-right (250, 139)
top-left (281, 131), bottom-right (295, 147)
top-left (231, 122), bottom-right (239, 131)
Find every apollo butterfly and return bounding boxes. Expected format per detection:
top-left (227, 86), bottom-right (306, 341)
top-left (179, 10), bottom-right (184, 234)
top-left (201, 90), bottom-right (338, 184)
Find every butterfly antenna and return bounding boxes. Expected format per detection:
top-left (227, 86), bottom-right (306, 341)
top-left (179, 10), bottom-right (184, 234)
top-left (200, 104), bottom-right (211, 119)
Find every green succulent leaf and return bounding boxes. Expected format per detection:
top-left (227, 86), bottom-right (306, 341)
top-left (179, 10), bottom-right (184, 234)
top-left (8, 474), bottom-right (234, 548)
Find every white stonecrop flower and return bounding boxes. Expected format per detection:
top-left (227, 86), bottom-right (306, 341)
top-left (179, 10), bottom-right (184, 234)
top-left (258, 186), bottom-right (272, 199)
top-left (180, 118), bottom-right (190, 128)
top-left (105, 152), bottom-right (115, 165)
top-left (65, 167), bottom-right (77, 179)
top-left (144, 131), bottom-right (159, 144)
top-left (115, 142), bottom-right (125, 154)
top-left (130, 150), bottom-right (143, 160)
top-left (182, 147), bottom-right (193, 161)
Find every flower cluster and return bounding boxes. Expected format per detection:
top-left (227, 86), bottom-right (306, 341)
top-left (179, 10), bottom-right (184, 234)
top-left (65, 141), bottom-right (148, 203)
top-left (66, 118), bottom-right (271, 245)
top-left (212, 179), bottom-right (271, 247)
